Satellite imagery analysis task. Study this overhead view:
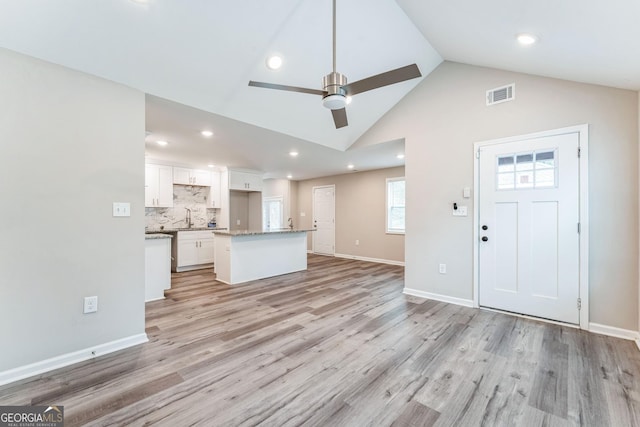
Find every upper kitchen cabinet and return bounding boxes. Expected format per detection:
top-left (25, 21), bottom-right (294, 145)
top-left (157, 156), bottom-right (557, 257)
top-left (207, 170), bottom-right (221, 208)
top-left (173, 167), bottom-right (212, 186)
top-left (228, 170), bottom-right (263, 191)
top-left (145, 164), bottom-right (173, 207)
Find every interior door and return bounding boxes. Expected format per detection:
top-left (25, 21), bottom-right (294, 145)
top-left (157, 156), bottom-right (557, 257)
top-left (478, 132), bottom-right (580, 324)
top-left (313, 186), bottom-right (335, 255)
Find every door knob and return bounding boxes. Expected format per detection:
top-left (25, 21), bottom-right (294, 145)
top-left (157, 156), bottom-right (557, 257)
top-left (482, 225), bottom-right (488, 230)
top-left (481, 236), bottom-right (488, 242)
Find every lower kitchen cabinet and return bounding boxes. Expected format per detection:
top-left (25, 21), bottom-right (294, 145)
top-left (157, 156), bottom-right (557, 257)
top-left (173, 230), bottom-right (215, 272)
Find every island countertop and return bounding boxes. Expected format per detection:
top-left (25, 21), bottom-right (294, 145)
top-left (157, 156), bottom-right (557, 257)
top-left (212, 228), bottom-right (314, 236)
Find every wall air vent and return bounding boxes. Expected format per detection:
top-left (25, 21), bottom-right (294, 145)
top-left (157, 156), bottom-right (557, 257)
top-left (486, 83), bottom-right (515, 106)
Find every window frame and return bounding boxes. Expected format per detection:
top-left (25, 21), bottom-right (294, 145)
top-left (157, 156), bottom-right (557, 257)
top-left (386, 177), bottom-right (406, 235)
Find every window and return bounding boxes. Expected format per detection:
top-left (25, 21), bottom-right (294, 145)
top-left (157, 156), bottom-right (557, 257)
top-left (386, 177), bottom-right (405, 234)
top-left (262, 197), bottom-right (283, 229)
top-left (497, 150), bottom-right (557, 190)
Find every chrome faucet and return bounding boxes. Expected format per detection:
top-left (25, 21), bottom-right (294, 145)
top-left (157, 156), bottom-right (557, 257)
top-left (288, 217), bottom-right (293, 229)
top-left (185, 208), bottom-right (193, 228)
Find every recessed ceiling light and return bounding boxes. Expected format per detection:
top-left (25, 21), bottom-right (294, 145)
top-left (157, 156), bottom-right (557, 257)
top-left (289, 151), bottom-right (299, 157)
top-left (347, 164), bottom-right (354, 169)
top-left (130, 0), bottom-right (149, 4)
top-left (287, 174), bottom-right (293, 179)
top-left (201, 130), bottom-right (213, 137)
top-left (345, 96), bottom-right (352, 105)
top-left (517, 33), bottom-right (537, 45)
top-left (208, 164), bottom-right (215, 168)
top-left (397, 154), bottom-right (405, 159)
top-left (156, 140), bottom-right (168, 146)
top-left (266, 55), bottom-right (283, 70)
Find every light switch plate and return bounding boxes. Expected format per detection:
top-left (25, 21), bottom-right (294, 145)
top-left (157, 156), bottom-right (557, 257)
top-left (113, 202), bottom-right (131, 217)
top-left (453, 206), bottom-right (468, 217)
top-left (84, 296), bottom-right (98, 314)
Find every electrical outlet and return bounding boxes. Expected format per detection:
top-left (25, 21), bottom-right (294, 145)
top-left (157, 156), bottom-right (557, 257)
top-left (439, 264), bottom-right (447, 274)
top-left (355, 239), bottom-right (359, 246)
top-left (84, 296), bottom-right (98, 314)
top-left (236, 219), bottom-right (241, 225)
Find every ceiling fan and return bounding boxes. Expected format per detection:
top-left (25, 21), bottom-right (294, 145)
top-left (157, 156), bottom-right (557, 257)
top-left (248, 0), bottom-right (422, 129)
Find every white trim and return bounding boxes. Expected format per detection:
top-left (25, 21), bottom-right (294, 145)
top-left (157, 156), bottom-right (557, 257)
top-left (175, 263), bottom-right (214, 273)
top-left (403, 288), bottom-right (474, 307)
top-left (589, 323), bottom-right (640, 342)
top-left (335, 253), bottom-right (405, 266)
top-left (386, 176), bottom-right (406, 234)
top-left (636, 339), bottom-right (640, 352)
top-left (578, 126), bottom-right (590, 329)
top-left (473, 124), bottom-right (590, 329)
top-left (0, 333), bottom-right (148, 386)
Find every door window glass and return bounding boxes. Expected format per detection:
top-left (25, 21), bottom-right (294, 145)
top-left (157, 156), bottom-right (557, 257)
top-left (496, 150), bottom-right (557, 190)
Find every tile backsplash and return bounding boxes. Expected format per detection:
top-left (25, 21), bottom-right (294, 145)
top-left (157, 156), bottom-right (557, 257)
top-left (145, 185), bottom-right (216, 230)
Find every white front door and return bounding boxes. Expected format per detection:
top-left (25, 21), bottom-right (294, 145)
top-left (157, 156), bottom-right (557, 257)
top-left (313, 185), bottom-right (335, 255)
top-left (478, 132), bottom-right (580, 324)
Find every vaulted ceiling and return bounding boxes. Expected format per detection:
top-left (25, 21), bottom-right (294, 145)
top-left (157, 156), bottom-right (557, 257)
top-left (1, 0), bottom-right (638, 179)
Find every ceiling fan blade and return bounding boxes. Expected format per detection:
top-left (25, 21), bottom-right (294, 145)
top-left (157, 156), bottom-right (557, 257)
top-left (248, 81), bottom-right (326, 96)
top-left (342, 64), bottom-right (422, 96)
top-left (331, 108), bottom-right (348, 129)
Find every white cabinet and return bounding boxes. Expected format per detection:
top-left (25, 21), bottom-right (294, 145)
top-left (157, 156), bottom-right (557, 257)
top-left (173, 167), bottom-right (212, 186)
top-left (174, 231), bottom-right (215, 272)
top-left (229, 170), bottom-right (263, 191)
top-left (207, 171), bottom-right (221, 208)
top-left (145, 164), bottom-right (173, 207)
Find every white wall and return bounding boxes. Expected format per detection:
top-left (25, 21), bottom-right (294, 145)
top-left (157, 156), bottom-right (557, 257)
top-left (0, 49), bottom-right (146, 372)
top-left (356, 61), bottom-right (639, 331)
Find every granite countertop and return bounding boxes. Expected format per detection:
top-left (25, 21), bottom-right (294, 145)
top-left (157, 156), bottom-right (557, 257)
top-left (212, 228), bottom-right (315, 236)
top-left (145, 227), bottom-right (228, 233)
top-left (145, 233), bottom-right (173, 240)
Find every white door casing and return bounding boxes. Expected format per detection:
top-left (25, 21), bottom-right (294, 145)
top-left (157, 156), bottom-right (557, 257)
top-left (313, 185), bottom-right (335, 255)
top-left (474, 125), bottom-right (589, 328)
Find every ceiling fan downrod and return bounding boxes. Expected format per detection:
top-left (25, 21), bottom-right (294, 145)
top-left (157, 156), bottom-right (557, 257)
top-left (322, 0), bottom-right (347, 109)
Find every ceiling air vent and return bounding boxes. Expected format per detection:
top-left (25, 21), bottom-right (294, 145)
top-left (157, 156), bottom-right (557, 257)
top-left (486, 83), bottom-right (515, 106)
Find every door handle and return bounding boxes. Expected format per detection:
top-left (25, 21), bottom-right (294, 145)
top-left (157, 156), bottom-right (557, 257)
top-left (481, 236), bottom-right (488, 242)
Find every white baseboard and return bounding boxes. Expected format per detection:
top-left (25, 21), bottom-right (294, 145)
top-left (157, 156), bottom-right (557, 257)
top-left (589, 322), bottom-right (640, 342)
top-left (403, 288), bottom-right (474, 308)
top-left (0, 333), bottom-right (148, 387)
top-left (334, 253), bottom-right (405, 267)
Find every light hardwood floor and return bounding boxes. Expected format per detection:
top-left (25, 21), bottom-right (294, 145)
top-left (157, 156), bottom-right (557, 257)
top-left (2, 255), bottom-right (640, 426)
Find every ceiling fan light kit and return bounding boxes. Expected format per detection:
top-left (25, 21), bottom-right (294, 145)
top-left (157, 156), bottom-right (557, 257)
top-left (322, 72), bottom-right (348, 110)
top-left (248, 0), bottom-right (422, 128)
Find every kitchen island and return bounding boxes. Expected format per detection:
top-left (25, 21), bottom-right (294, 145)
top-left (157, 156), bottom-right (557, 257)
top-left (212, 229), bottom-right (313, 285)
top-left (145, 233), bottom-right (172, 302)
